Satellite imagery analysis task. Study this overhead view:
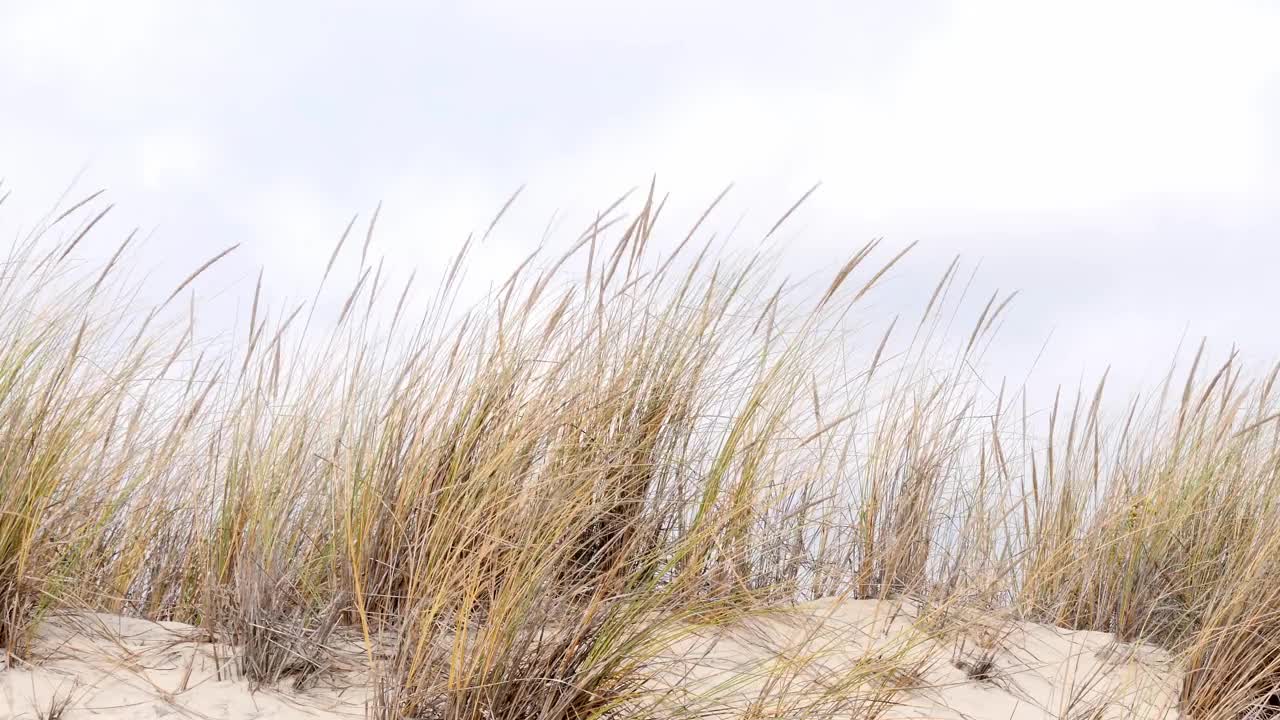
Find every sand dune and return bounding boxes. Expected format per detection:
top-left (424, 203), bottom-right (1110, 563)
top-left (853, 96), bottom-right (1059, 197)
top-left (2, 600), bottom-right (1180, 720)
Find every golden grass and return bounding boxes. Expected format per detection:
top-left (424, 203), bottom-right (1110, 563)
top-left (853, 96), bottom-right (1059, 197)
top-left (2, 182), bottom-right (1279, 718)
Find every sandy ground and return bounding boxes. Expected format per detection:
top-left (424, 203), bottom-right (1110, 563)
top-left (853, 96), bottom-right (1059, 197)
top-left (1, 599), bottom-right (1181, 720)
top-left (654, 598), bottom-right (1180, 720)
top-left (2, 612), bottom-right (371, 719)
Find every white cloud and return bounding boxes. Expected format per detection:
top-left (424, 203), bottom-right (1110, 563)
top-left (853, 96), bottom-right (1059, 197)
top-left (871, 0), bottom-right (1277, 209)
top-left (1, 1), bottom-right (235, 94)
top-left (547, 0), bottom-right (1277, 221)
top-left (136, 133), bottom-right (214, 190)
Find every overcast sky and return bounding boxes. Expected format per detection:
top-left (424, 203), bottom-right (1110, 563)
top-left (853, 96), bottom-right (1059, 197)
top-left (2, 0), bottom-right (1277, 404)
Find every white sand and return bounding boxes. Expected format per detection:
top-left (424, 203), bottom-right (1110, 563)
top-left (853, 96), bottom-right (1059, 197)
top-left (2, 600), bottom-right (1180, 720)
top-left (655, 598), bottom-right (1180, 720)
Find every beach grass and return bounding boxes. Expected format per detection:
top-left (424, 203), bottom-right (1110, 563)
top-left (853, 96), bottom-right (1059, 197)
top-left (2, 183), bottom-right (1278, 718)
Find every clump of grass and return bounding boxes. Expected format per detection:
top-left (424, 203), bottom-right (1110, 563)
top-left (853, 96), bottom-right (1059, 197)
top-left (1180, 528), bottom-right (1280, 720)
top-left (0, 199), bottom-right (160, 657)
top-left (5, 181), bottom-right (1280, 719)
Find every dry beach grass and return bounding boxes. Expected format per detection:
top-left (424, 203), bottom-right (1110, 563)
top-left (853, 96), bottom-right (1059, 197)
top-left (2, 181), bottom-right (1279, 719)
